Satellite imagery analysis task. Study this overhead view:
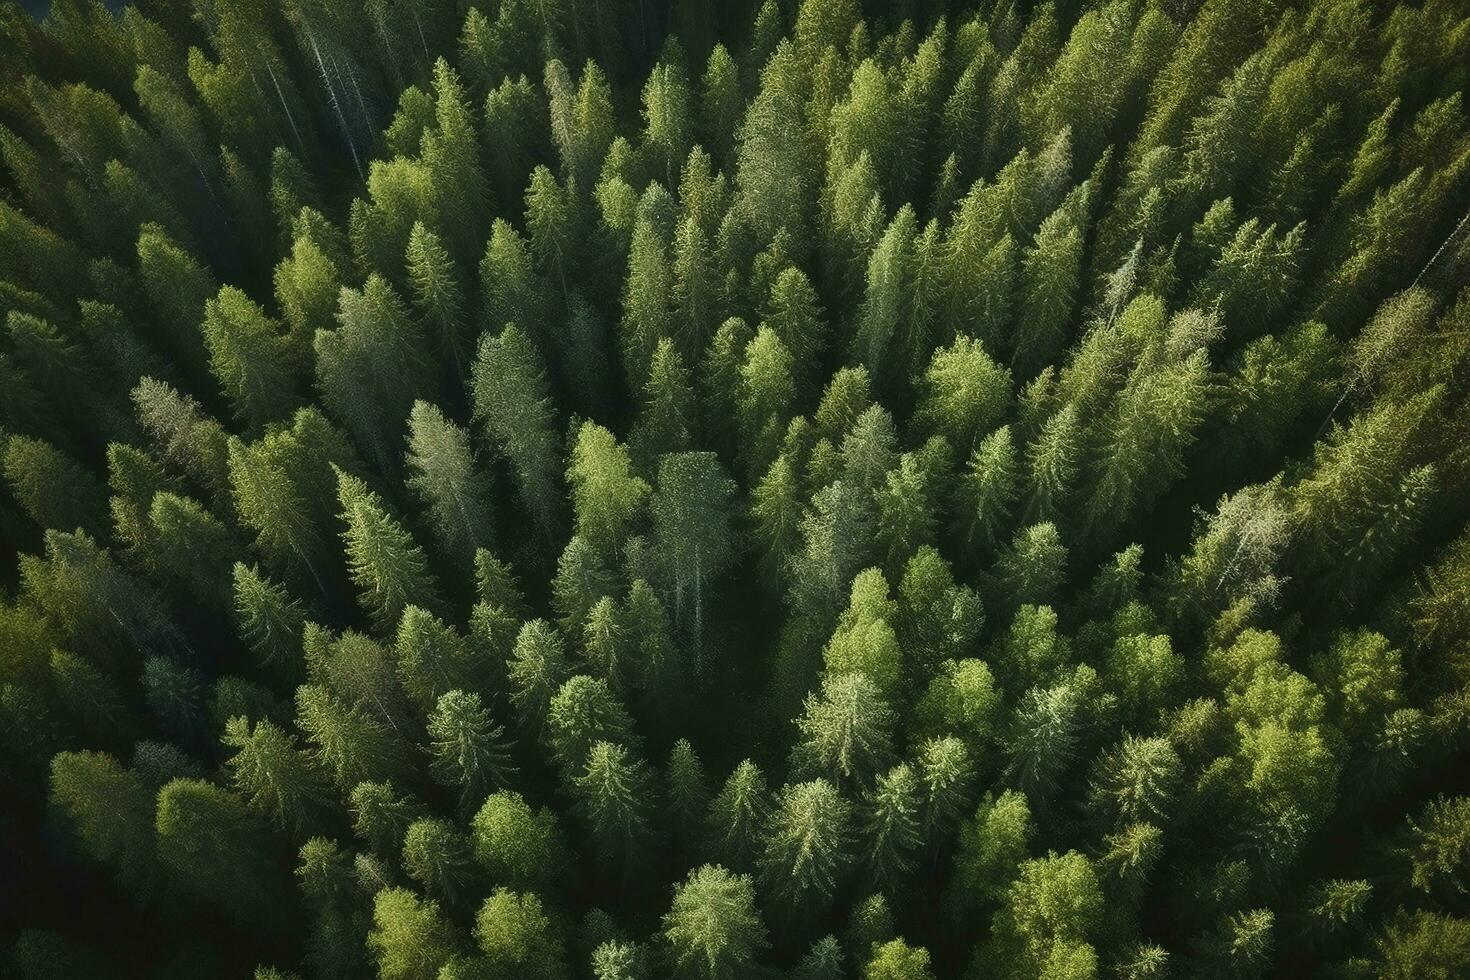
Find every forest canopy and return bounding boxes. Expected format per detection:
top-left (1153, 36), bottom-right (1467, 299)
top-left (2, 0), bottom-right (1470, 977)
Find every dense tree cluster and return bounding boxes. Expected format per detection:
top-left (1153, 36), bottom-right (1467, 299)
top-left (2, 0), bottom-right (1470, 977)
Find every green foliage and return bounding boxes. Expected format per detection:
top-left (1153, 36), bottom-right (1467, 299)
top-left (4, 3), bottom-right (1470, 977)
top-left (663, 864), bottom-right (769, 979)
top-left (337, 469), bottom-right (440, 629)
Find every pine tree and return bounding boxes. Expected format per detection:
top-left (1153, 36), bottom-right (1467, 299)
top-left (1006, 680), bottom-right (1083, 802)
top-left (1088, 736), bottom-right (1183, 829)
top-left (423, 59), bottom-right (489, 259)
top-left (471, 324), bottom-right (563, 542)
top-left (569, 422), bottom-right (650, 560)
top-left (49, 750), bottom-right (161, 899)
top-left (427, 690), bottom-right (515, 810)
top-left (707, 760), bottom-right (772, 871)
top-left (337, 468), bottom-right (441, 630)
top-left (296, 685), bottom-right (412, 792)
top-left (663, 864), bottom-right (770, 980)
top-left (467, 887), bottom-right (570, 979)
top-left (274, 229), bottom-right (344, 356)
top-left (737, 325), bottom-right (796, 481)
top-left (470, 790), bottom-right (568, 893)
top-left (1198, 909), bottom-right (1274, 979)
top-left (132, 377), bottom-right (233, 513)
top-left (803, 670), bottom-right (900, 786)
top-left (632, 338), bottom-right (698, 469)
top-left (508, 619), bottom-right (571, 731)
top-left (350, 780), bottom-right (424, 858)
top-left (145, 491), bottom-right (241, 605)
top-left (296, 837), bottom-right (373, 978)
top-left (652, 452), bottom-right (736, 656)
top-left (736, 42), bottom-right (817, 243)
top-left (876, 453), bottom-right (940, 573)
top-left (983, 850), bottom-right (1103, 979)
top-left (752, 453), bottom-right (804, 586)
top-left (547, 675), bottom-right (637, 775)
top-left (1015, 197), bottom-right (1086, 379)
top-left (367, 887), bottom-right (460, 980)
top-left (576, 740), bottom-right (657, 875)
top-left (316, 274), bottom-right (434, 478)
top-left (479, 218), bottom-right (549, 340)
top-left (673, 214), bottom-right (719, 365)
top-left (759, 779), bottom-right (853, 918)
top-left (914, 336), bottom-right (1012, 458)
top-left (2, 433), bottom-right (107, 536)
top-left (155, 778), bottom-right (290, 931)
top-left (918, 736), bottom-right (976, 839)
top-left (202, 286), bottom-right (308, 430)
top-left (402, 817), bottom-right (476, 907)
top-left (763, 266), bottom-right (827, 392)
top-left (864, 939), bottom-right (937, 980)
top-left (222, 715), bottom-right (332, 836)
top-left (699, 44), bottom-right (741, 170)
top-left (666, 739), bottom-right (711, 856)
top-left (862, 763), bottom-right (924, 889)
top-left (136, 223), bottom-right (214, 379)
top-left (1023, 406), bottom-right (1082, 527)
top-left (405, 401), bottom-right (494, 568)
top-left (406, 222), bottom-right (469, 378)
top-left (641, 53), bottom-right (695, 190)
top-left (551, 536), bottom-right (618, 638)
top-left (996, 522), bottom-right (1069, 611)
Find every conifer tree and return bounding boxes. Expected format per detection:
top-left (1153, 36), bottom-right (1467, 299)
top-left (367, 887), bottom-right (460, 980)
top-left (508, 619), bottom-right (571, 731)
top-left (759, 778), bottom-right (853, 918)
top-left (569, 422), bottom-right (650, 560)
top-left (862, 763), bottom-right (924, 889)
top-left (547, 675), bottom-right (638, 775)
top-left (707, 760), bottom-right (772, 871)
top-left (350, 780), bottom-right (424, 858)
top-left (296, 685), bottom-right (412, 792)
top-left (316, 274), bottom-right (434, 478)
top-left (471, 324), bottom-right (563, 542)
top-left (2, 434), bottom-right (107, 536)
top-left (155, 778), bottom-right (290, 931)
top-left (792, 671), bottom-right (897, 789)
top-left (663, 864), bottom-right (770, 980)
top-left (632, 338), bottom-right (698, 469)
top-left (737, 325), bottom-right (796, 481)
top-left (666, 739), bottom-right (710, 853)
top-left (427, 690), bottom-right (515, 810)
top-left (864, 939), bottom-right (937, 980)
top-left (145, 491), bottom-right (241, 605)
top-left (1023, 406), bottom-right (1082, 526)
top-left (652, 452), bottom-right (736, 655)
top-left (470, 790), bottom-right (568, 893)
top-left (402, 817), bottom-right (476, 907)
top-left (405, 401), bottom-right (494, 569)
top-left (479, 219), bottom-right (549, 340)
top-left (132, 377), bottom-right (233, 512)
top-left (222, 715), bottom-right (332, 836)
top-left (203, 286), bottom-right (308, 430)
top-left (406, 222), bottom-right (469, 378)
top-left (576, 740), bottom-right (657, 875)
top-left (49, 750), bottom-right (161, 899)
top-left (337, 469), bottom-right (441, 630)
top-left (3, 4), bottom-right (1470, 975)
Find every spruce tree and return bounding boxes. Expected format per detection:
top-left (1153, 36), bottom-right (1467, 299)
top-left (405, 401), bottom-right (495, 569)
top-left (759, 779), bottom-right (853, 918)
top-left (337, 469), bottom-right (441, 630)
top-left (663, 864), bottom-right (770, 980)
